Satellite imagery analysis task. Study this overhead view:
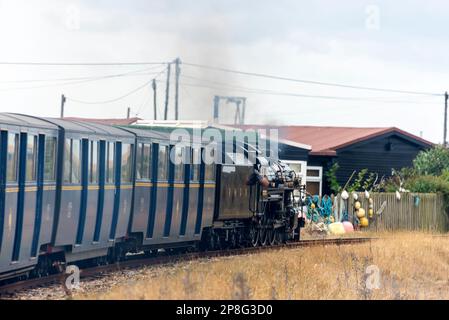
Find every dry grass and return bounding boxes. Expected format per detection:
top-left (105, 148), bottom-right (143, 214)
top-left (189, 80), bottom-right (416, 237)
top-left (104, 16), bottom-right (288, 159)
top-left (77, 232), bottom-right (449, 300)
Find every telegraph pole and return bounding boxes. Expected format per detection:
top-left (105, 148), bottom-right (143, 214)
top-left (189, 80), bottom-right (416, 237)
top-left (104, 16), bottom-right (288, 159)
top-left (164, 63), bottom-right (171, 120)
top-left (445, 91), bottom-right (448, 147)
top-left (152, 79), bottom-right (157, 120)
top-left (60, 94), bottom-right (66, 119)
top-left (127, 107), bottom-right (131, 119)
top-left (174, 58), bottom-right (181, 120)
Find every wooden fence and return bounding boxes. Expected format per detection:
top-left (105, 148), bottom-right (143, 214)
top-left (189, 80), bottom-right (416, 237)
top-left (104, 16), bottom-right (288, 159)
top-left (332, 192), bottom-right (448, 233)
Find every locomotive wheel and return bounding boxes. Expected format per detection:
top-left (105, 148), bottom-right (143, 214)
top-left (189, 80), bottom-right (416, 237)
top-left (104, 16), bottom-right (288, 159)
top-left (267, 228), bottom-right (276, 246)
top-left (249, 225), bottom-right (259, 247)
top-left (259, 227), bottom-right (268, 246)
top-left (274, 229), bottom-right (283, 245)
top-left (275, 228), bottom-right (286, 244)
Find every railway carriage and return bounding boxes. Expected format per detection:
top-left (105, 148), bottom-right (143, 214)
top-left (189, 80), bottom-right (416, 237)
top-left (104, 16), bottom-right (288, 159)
top-left (123, 127), bottom-right (216, 250)
top-left (0, 114), bottom-right (59, 278)
top-left (43, 119), bottom-right (135, 262)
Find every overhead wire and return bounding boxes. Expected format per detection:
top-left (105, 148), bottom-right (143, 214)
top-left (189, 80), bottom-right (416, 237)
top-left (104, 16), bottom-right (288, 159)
top-left (178, 74), bottom-right (442, 105)
top-left (0, 64), bottom-right (165, 84)
top-left (66, 64), bottom-right (169, 105)
top-left (0, 66), bottom-right (168, 92)
top-left (182, 62), bottom-right (443, 97)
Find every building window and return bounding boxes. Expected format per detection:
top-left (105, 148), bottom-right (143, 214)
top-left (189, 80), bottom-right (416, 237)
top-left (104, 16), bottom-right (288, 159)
top-left (306, 166), bottom-right (323, 197)
top-left (283, 160), bottom-right (307, 198)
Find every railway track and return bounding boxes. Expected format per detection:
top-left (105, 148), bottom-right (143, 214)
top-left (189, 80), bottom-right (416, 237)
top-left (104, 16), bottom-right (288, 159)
top-left (0, 237), bottom-right (374, 297)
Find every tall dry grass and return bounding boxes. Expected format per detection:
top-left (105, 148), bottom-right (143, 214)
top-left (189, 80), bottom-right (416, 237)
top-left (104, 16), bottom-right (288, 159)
top-left (78, 232), bottom-right (449, 300)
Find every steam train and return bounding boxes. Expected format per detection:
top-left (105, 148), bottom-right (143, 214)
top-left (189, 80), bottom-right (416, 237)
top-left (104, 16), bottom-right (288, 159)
top-left (0, 113), bottom-right (304, 282)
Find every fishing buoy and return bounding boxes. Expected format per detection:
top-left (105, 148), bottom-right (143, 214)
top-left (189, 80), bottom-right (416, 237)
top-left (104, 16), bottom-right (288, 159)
top-left (311, 203), bottom-right (316, 209)
top-left (368, 208), bottom-right (374, 218)
top-left (352, 192), bottom-right (358, 201)
top-left (396, 191), bottom-right (401, 200)
top-left (328, 222), bottom-right (346, 235)
top-left (365, 190), bottom-right (370, 199)
top-left (360, 217), bottom-right (369, 228)
top-left (341, 190), bottom-right (349, 200)
top-left (357, 208), bottom-right (366, 218)
top-left (369, 198), bottom-right (373, 205)
top-left (354, 201), bottom-right (361, 210)
top-left (342, 221), bottom-right (354, 233)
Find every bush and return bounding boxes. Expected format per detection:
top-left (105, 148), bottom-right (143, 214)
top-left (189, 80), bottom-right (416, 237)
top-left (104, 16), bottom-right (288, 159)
top-left (413, 145), bottom-right (449, 176)
top-left (404, 175), bottom-right (449, 194)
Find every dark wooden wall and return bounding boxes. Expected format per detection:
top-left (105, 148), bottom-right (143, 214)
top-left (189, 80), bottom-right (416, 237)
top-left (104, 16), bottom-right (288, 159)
top-left (309, 134), bottom-right (431, 195)
top-left (278, 143), bottom-right (309, 161)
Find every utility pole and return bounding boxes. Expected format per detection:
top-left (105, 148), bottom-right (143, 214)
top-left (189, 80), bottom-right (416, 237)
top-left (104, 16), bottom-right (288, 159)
top-left (174, 58), bottom-right (181, 120)
top-left (152, 79), bottom-right (157, 120)
top-left (445, 91), bottom-right (448, 147)
top-left (164, 63), bottom-right (171, 121)
top-left (127, 107), bottom-right (131, 119)
top-left (60, 94), bottom-right (66, 119)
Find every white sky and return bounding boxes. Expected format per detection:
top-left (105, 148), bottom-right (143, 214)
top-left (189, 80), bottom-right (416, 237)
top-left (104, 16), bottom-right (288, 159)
top-left (0, 0), bottom-right (447, 143)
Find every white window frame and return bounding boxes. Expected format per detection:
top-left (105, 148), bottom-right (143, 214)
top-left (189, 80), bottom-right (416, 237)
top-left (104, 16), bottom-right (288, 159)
top-left (306, 166), bottom-right (323, 197)
top-left (282, 160), bottom-right (307, 185)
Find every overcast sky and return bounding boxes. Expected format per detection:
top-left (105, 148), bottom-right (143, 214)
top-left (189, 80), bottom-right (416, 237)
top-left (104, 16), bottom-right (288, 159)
top-left (0, 0), bottom-right (447, 142)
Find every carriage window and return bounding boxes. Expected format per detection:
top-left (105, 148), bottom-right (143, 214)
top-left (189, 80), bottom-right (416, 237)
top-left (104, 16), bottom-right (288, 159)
top-left (7, 133), bottom-right (19, 182)
top-left (71, 139), bottom-right (81, 184)
top-left (205, 164), bottom-right (215, 181)
top-left (158, 145), bottom-right (168, 181)
top-left (121, 143), bottom-right (133, 183)
top-left (190, 149), bottom-right (201, 181)
top-left (137, 143), bottom-right (151, 180)
top-left (89, 141), bottom-right (99, 183)
top-left (44, 136), bottom-right (57, 181)
top-left (203, 148), bottom-right (214, 181)
top-left (174, 146), bottom-right (184, 181)
top-left (63, 139), bottom-right (71, 183)
top-left (106, 142), bottom-right (115, 183)
top-left (191, 148), bottom-right (200, 181)
top-left (26, 135), bottom-right (37, 182)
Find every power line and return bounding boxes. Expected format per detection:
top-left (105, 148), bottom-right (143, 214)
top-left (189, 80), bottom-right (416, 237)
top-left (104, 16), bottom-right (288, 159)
top-left (0, 64), bottom-right (165, 84)
top-left (177, 75), bottom-right (441, 105)
top-left (183, 62), bottom-right (443, 97)
top-left (0, 61), bottom-right (168, 66)
top-left (67, 79), bottom-right (153, 105)
top-left (67, 66), bottom-right (168, 105)
top-left (0, 67), bottom-right (167, 92)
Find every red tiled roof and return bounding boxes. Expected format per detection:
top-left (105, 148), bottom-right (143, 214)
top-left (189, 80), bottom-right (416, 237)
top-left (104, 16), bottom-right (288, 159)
top-left (232, 125), bottom-right (434, 156)
top-left (64, 117), bottom-right (141, 126)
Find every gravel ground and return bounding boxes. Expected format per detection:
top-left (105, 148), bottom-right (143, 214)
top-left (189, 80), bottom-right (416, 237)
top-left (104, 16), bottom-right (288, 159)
top-left (2, 258), bottom-right (224, 300)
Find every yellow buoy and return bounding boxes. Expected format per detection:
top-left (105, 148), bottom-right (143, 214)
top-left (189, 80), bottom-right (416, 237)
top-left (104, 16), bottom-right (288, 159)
top-left (360, 217), bottom-right (369, 228)
top-left (368, 208), bottom-right (374, 218)
top-left (354, 201), bottom-right (361, 210)
top-left (369, 198), bottom-right (373, 205)
top-left (311, 203), bottom-right (316, 209)
top-left (357, 208), bottom-right (366, 218)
